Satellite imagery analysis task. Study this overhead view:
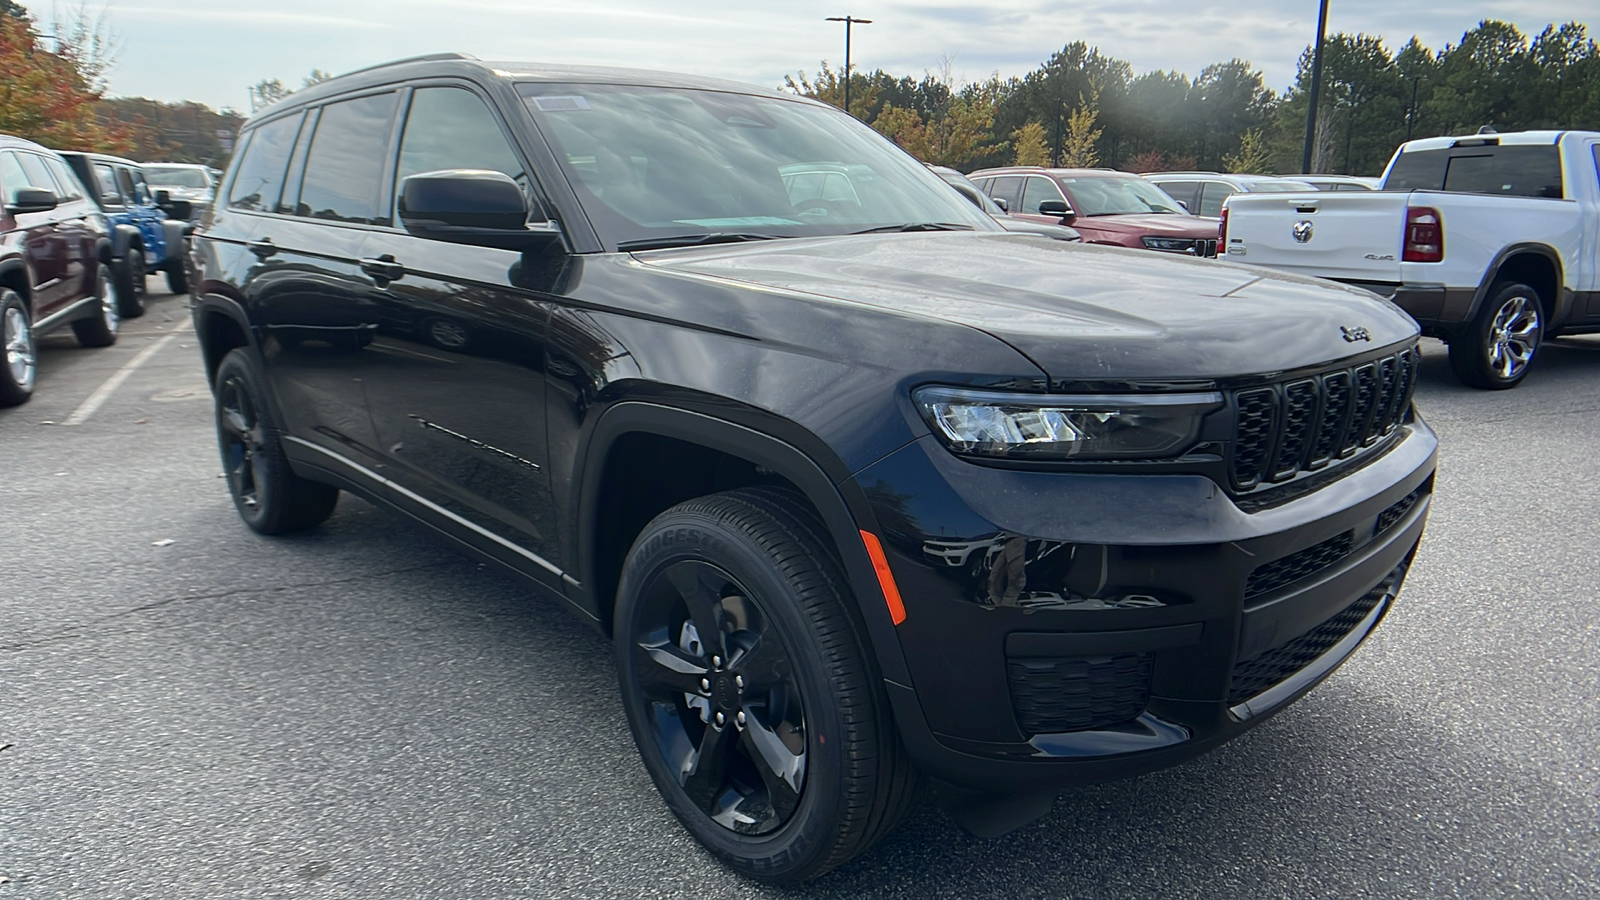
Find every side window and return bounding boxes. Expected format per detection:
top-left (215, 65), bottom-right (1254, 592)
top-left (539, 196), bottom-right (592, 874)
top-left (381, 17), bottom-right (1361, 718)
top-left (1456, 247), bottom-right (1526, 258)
top-left (0, 152), bottom-right (33, 202)
top-left (1198, 182), bottom-right (1235, 217)
top-left (116, 168), bottom-right (139, 204)
top-left (128, 169), bottom-right (152, 204)
top-left (1019, 175), bottom-right (1066, 214)
top-left (94, 163), bottom-right (124, 205)
top-left (227, 113), bottom-right (304, 211)
top-left (1156, 180), bottom-right (1199, 210)
top-left (395, 87), bottom-right (526, 212)
top-left (14, 152), bottom-right (62, 196)
top-left (986, 176), bottom-right (1023, 210)
top-left (297, 92), bottom-right (399, 225)
top-left (42, 157), bottom-right (84, 200)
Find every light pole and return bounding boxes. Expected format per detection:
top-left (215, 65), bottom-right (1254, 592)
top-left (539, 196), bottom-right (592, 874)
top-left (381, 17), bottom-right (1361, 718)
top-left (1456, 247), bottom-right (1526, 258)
top-left (1300, 0), bottom-right (1329, 174)
top-left (825, 15), bottom-right (872, 115)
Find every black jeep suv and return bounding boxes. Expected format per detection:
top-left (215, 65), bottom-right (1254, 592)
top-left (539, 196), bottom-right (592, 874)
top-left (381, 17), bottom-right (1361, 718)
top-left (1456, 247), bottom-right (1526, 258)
top-left (192, 54), bottom-right (1436, 882)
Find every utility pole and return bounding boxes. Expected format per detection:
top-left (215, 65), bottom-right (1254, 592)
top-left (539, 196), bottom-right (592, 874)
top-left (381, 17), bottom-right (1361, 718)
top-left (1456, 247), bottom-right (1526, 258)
top-left (1300, 0), bottom-right (1329, 174)
top-left (1405, 77), bottom-right (1420, 141)
top-left (825, 15), bottom-right (872, 116)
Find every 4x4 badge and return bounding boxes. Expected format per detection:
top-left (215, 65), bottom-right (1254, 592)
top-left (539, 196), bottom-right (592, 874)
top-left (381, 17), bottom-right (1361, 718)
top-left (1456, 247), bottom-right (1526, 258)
top-left (1292, 220), bottom-right (1314, 243)
top-left (1341, 325), bottom-right (1371, 342)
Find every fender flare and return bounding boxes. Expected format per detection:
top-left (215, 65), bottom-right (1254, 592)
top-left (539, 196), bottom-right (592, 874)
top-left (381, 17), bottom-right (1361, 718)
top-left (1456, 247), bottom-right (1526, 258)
top-left (1470, 243), bottom-right (1569, 327)
top-left (191, 290), bottom-right (264, 380)
top-left (0, 257), bottom-right (32, 307)
top-left (161, 219), bottom-right (189, 265)
top-left (576, 400), bottom-right (914, 686)
top-left (109, 223), bottom-right (143, 261)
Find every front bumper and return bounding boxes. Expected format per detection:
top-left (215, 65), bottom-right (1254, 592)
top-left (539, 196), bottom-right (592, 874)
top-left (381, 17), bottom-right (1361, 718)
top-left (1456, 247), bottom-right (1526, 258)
top-left (851, 418), bottom-right (1435, 795)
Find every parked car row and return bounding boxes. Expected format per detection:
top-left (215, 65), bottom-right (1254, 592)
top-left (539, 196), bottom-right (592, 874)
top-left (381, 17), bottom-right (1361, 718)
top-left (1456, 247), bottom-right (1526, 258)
top-left (0, 135), bottom-right (212, 407)
top-left (184, 55), bottom-right (1437, 883)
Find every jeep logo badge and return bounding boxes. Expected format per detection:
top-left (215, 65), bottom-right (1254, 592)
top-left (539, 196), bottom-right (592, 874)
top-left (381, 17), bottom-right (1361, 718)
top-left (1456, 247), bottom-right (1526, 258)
top-left (1292, 220), bottom-right (1314, 243)
top-left (1341, 325), bottom-right (1371, 343)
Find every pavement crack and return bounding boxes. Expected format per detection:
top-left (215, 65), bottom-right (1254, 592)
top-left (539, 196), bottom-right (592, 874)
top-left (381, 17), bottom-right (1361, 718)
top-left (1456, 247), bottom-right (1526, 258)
top-left (1, 560), bottom-right (459, 652)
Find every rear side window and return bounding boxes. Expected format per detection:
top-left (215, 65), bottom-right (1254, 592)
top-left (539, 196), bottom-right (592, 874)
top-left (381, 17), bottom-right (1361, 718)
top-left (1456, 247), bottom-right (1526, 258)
top-left (296, 92), bottom-right (399, 225)
top-left (1385, 145), bottom-right (1564, 198)
top-left (1198, 182), bottom-right (1235, 217)
top-left (228, 113), bottom-right (304, 211)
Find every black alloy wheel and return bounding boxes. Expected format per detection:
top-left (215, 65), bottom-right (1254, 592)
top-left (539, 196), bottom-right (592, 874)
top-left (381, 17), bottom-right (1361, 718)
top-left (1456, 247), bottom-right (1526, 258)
top-left (213, 348), bottom-right (339, 533)
top-left (615, 488), bottom-right (918, 883)
top-left (115, 249), bottom-right (147, 318)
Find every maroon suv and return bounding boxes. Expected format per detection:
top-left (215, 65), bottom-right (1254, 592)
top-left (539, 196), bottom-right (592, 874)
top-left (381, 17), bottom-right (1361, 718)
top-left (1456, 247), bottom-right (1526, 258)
top-left (968, 167), bottom-right (1220, 257)
top-left (0, 134), bottom-right (118, 407)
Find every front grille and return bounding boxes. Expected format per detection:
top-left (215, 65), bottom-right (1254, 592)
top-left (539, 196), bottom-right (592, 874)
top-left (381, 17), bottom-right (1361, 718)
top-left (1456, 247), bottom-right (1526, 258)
top-left (1007, 653), bottom-right (1151, 736)
top-left (1244, 531), bottom-right (1354, 601)
top-left (1375, 484), bottom-right (1425, 534)
top-left (1230, 346), bottom-right (1420, 492)
top-left (1227, 576), bottom-right (1390, 705)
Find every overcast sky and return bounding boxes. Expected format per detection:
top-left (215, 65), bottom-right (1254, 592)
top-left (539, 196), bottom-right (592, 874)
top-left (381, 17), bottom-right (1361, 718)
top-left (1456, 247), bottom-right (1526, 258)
top-left (77, 0), bottom-right (1596, 113)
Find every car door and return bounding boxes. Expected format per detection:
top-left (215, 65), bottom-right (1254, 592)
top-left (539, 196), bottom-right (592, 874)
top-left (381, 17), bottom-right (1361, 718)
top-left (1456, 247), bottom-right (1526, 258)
top-left (0, 150), bottom-right (71, 316)
top-left (1586, 143), bottom-right (1600, 321)
top-left (1197, 181), bottom-right (1236, 218)
top-left (121, 166), bottom-right (167, 265)
top-left (984, 175), bottom-right (1024, 215)
top-left (1156, 179), bottom-right (1200, 213)
top-left (37, 153), bottom-right (100, 305)
top-left (357, 82), bottom-right (561, 572)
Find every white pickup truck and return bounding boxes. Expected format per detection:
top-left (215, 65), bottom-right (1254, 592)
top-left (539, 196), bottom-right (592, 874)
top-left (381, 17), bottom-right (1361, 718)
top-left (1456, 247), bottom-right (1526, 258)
top-left (1221, 130), bottom-right (1600, 389)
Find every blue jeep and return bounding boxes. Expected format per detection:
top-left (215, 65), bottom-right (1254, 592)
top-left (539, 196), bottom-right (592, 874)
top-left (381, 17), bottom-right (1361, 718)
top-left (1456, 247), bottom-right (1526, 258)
top-left (59, 151), bottom-right (192, 317)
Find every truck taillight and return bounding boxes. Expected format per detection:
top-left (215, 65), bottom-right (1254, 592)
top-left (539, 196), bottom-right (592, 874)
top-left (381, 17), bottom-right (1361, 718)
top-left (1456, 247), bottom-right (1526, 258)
top-left (1403, 206), bottom-right (1443, 262)
top-left (1218, 206), bottom-right (1229, 247)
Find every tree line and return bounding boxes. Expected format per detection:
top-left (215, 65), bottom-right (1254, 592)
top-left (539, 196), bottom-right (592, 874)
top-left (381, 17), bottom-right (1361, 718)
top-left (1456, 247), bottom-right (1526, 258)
top-left (786, 19), bottom-right (1600, 176)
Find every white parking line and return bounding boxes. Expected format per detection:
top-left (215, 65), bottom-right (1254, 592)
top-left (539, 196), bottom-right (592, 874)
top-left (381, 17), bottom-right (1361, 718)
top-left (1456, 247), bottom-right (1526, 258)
top-left (62, 319), bottom-right (194, 426)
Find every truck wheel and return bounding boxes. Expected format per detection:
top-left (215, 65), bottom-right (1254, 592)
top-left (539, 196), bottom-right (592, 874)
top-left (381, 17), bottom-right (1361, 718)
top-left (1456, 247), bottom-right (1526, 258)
top-left (115, 250), bottom-right (147, 318)
top-left (165, 256), bottom-right (189, 295)
top-left (0, 289), bottom-right (36, 407)
top-left (614, 489), bottom-right (917, 883)
top-left (71, 267), bottom-right (119, 348)
top-left (1448, 281), bottom-right (1542, 390)
top-left (213, 348), bottom-right (339, 533)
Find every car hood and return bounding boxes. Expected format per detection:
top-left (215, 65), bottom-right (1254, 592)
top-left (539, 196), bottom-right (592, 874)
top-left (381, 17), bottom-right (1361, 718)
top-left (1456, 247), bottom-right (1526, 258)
top-left (1072, 213), bottom-right (1219, 237)
top-left (632, 233), bottom-right (1418, 384)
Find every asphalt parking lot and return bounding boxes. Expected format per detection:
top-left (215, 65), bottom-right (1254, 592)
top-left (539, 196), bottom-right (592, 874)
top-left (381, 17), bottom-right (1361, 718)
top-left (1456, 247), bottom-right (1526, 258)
top-left (2, 284), bottom-right (1598, 898)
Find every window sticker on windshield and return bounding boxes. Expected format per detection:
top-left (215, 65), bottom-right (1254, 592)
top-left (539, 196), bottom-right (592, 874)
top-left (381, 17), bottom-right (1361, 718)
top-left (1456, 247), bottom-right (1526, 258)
top-left (531, 96), bottom-right (592, 112)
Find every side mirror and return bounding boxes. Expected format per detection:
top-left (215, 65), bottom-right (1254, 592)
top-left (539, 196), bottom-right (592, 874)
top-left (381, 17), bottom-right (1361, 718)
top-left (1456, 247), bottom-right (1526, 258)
top-left (1037, 199), bottom-right (1075, 223)
top-left (7, 187), bottom-right (58, 215)
top-left (160, 197), bottom-right (194, 220)
top-left (1175, 199), bottom-right (1191, 213)
top-left (154, 188), bottom-right (171, 204)
top-left (990, 196), bottom-right (1009, 212)
top-left (399, 169), bottom-right (560, 251)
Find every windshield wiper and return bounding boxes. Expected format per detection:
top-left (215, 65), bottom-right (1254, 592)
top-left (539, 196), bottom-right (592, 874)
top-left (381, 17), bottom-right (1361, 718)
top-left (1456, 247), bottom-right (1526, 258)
top-left (851, 222), bottom-right (975, 234)
top-left (616, 232), bottom-right (782, 252)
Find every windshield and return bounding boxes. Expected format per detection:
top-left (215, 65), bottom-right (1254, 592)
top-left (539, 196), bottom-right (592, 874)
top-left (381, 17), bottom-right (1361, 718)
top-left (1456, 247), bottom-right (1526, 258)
top-left (144, 166), bottom-right (212, 189)
top-left (1059, 176), bottom-right (1186, 215)
top-left (518, 84), bottom-right (997, 249)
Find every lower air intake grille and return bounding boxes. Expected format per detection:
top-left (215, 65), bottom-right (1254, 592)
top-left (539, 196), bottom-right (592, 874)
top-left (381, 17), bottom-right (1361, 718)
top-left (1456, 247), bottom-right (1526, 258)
top-left (1007, 653), bottom-right (1151, 736)
top-left (1244, 531), bottom-right (1354, 601)
top-left (1227, 577), bottom-right (1389, 705)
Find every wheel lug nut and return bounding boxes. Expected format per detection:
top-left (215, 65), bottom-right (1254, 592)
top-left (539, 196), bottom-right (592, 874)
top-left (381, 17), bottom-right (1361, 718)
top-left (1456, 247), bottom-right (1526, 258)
top-left (735, 711), bottom-right (746, 729)
top-left (712, 655), bottom-right (723, 669)
top-left (714, 711), bottom-right (725, 727)
top-left (734, 675), bottom-right (744, 690)
top-left (699, 677), bottom-right (711, 693)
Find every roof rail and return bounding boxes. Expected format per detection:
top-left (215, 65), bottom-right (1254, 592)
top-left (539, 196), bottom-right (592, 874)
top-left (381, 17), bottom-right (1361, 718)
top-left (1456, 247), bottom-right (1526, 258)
top-left (333, 52), bottom-right (478, 81)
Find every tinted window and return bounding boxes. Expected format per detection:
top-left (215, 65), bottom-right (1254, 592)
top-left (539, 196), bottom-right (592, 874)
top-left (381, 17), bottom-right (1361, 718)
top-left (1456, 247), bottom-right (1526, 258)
top-left (1197, 182), bottom-right (1235, 217)
top-left (1056, 175), bottom-right (1187, 216)
top-left (986, 176), bottom-right (1023, 209)
top-left (13, 152), bottom-right (61, 195)
top-left (42, 156), bottom-right (84, 200)
top-left (117, 168), bottom-right (139, 204)
top-left (0, 152), bottom-right (39, 202)
top-left (297, 92), bottom-right (399, 224)
top-left (396, 87), bottom-right (525, 205)
top-left (1155, 179), bottom-right (1199, 210)
top-left (228, 113), bottom-right (304, 211)
top-left (128, 169), bottom-right (152, 204)
top-left (1386, 145), bottom-right (1563, 198)
top-left (1019, 176), bottom-right (1066, 214)
top-left (94, 163), bottom-right (124, 204)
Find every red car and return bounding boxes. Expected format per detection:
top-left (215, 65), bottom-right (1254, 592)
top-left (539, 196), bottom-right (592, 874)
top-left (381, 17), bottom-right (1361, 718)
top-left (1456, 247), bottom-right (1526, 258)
top-left (967, 166), bottom-right (1220, 257)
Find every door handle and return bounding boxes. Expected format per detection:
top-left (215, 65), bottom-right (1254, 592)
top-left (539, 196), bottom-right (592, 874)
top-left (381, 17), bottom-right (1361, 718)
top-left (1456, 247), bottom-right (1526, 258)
top-left (246, 238), bottom-right (277, 259)
top-left (360, 255), bottom-right (405, 282)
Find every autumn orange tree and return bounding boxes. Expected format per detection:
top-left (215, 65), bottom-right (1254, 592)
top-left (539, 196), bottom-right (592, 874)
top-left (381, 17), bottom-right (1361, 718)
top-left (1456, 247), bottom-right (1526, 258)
top-left (0, 9), bottom-right (137, 153)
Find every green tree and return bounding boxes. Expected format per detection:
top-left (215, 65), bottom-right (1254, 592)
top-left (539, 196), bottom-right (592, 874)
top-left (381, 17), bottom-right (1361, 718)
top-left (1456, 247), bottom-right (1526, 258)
top-left (1058, 91), bottom-right (1103, 167)
top-left (1222, 129), bottom-right (1272, 173)
top-left (0, 10), bottom-right (134, 152)
top-left (1011, 121), bottom-right (1050, 165)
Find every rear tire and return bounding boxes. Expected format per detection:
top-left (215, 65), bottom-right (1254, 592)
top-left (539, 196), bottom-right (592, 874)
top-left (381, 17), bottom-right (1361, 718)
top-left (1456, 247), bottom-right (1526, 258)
top-left (165, 256), bottom-right (189, 295)
top-left (115, 248), bottom-right (147, 318)
top-left (614, 488), bottom-right (917, 883)
top-left (70, 267), bottom-right (119, 348)
top-left (1448, 281), bottom-right (1542, 390)
top-left (213, 348), bottom-right (339, 533)
top-left (0, 289), bottom-right (36, 407)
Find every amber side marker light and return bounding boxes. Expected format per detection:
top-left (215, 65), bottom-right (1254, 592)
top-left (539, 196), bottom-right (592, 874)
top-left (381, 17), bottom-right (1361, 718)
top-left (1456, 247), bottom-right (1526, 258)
top-left (859, 530), bottom-right (907, 625)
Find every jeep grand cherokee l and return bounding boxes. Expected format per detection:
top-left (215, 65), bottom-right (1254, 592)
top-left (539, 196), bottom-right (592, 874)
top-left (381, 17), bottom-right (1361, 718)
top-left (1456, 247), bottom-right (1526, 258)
top-left (191, 54), bottom-right (1436, 883)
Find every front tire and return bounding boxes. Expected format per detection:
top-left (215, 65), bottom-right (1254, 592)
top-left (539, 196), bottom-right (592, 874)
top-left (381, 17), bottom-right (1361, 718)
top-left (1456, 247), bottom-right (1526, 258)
top-left (165, 255), bottom-right (189, 295)
top-left (1448, 281), bottom-right (1542, 390)
top-left (70, 267), bottom-right (119, 348)
top-left (614, 489), bottom-right (916, 883)
top-left (0, 289), bottom-right (36, 407)
top-left (213, 348), bottom-right (339, 533)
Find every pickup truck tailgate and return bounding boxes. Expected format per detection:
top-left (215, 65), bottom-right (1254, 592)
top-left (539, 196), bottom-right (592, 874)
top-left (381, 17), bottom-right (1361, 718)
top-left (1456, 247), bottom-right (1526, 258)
top-left (1226, 191), bottom-right (1412, 283)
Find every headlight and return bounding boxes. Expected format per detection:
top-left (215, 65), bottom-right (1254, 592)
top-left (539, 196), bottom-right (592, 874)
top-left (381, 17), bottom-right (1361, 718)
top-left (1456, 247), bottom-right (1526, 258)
top-left (1142, 237), bottom-right (1196, 252)
top-left (914, 386), bottom-right (1222, 460)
